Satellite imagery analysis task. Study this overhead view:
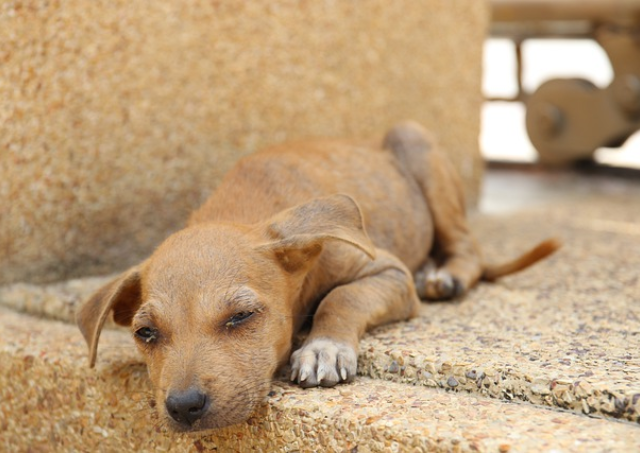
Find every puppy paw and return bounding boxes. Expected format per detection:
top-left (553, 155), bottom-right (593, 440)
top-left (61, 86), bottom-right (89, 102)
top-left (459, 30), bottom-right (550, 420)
top-left (416, 268), bottom-right (463, 300)
top-left (289, 338), bottom-right (357, 388)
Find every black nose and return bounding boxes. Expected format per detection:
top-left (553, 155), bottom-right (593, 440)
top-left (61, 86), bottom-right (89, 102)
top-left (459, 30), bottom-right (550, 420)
top-left (165, 387), bottom-right (209, 426)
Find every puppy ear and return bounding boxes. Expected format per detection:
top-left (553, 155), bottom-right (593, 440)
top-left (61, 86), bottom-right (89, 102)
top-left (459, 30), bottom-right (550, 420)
top-left (76, 266), bottom-right (144, 368)
top-left (258, 194), bottom-right (376, 273)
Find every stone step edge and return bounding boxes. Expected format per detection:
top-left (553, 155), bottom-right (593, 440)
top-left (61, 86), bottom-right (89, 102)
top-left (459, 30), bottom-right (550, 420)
top-left (2, 307), bottom-right (640, 452)
top-left (358, 346), bottom-right (640, 425)
top-left (2, 274), bottom-right (639, 426)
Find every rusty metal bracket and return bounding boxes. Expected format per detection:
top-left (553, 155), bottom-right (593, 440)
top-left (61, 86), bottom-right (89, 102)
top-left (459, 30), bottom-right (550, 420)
top-left (491, 0), bottom-right (640, 164)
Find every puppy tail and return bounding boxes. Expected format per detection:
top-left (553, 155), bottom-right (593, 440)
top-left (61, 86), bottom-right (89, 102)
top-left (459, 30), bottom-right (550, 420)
top-left (482, 238), bottom-right (561, 282)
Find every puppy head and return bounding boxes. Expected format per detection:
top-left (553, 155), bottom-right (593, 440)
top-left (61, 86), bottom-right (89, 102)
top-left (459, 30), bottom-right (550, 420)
top-left (76, 194), bottom-right (374, 432)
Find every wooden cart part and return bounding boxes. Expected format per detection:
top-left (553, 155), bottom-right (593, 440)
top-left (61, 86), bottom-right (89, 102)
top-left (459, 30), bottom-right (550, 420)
top-left (490, 0), bottom-right (640, 164)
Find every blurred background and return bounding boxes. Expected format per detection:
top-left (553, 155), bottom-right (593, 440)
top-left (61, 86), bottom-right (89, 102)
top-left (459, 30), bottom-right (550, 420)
top-left (3, 0), bottom-right (640, 285)
top-left (483, 38), bottom-right (640, 167)
top-left (483, 0), bottom-right (640, 168)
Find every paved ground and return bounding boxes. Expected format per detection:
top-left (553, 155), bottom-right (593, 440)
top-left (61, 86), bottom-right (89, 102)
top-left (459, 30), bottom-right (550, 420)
top-left (1, 167), bottom-right (640, 452)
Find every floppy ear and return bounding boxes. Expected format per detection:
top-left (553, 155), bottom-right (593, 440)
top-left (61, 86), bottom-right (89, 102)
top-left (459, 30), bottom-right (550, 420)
top-left (76, 265), bottom-right (144, 368)
top-left (258, 194), bottom-right (376, 273)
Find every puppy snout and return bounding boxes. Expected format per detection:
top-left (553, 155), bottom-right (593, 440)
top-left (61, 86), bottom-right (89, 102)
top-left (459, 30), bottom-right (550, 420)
top-left (165, 387), bottom-right (209, 426)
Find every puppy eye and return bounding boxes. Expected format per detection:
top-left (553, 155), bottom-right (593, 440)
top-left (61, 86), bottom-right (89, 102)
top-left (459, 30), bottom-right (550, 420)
top-left (134, 327), bottom-right (159, 343)
top-left (225, 311), bottom-right (255, 328)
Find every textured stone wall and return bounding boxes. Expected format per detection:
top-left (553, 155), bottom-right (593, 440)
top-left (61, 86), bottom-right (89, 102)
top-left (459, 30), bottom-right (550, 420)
top-left (0, 0), bottom-right (488, 284)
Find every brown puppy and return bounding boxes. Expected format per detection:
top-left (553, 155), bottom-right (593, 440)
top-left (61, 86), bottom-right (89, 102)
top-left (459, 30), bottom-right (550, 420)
top-left (77, 121), bottom-right (559, 432)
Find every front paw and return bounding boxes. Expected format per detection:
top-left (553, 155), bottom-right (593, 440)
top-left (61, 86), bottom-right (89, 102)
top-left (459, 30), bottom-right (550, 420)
top-left (289, 338), bottom-right (357, 388)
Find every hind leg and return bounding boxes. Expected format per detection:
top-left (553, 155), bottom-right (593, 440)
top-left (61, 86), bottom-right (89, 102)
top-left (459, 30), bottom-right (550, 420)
top-left (419, 149), bottom-right (483, 299)
top-left (384, 122), bottom-right (483, 300)
top-left (413, 257), bottom-right (460, 300)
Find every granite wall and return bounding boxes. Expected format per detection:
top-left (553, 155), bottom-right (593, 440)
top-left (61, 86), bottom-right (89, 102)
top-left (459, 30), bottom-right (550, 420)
top-left (0, 0), bottom-right (488, 284)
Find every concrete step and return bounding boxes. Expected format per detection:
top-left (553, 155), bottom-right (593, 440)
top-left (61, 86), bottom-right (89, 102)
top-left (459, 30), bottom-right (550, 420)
top-left (3, 181), bottom-right (640, 451)
top-left (2, 308), bottom-right (640, 452)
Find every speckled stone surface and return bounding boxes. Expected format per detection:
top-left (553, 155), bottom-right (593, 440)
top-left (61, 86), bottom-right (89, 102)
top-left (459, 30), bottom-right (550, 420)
top-left (359, 181), bottom-right (640, 424)
top-left (2, 170), bottom-right (640, 451)
top-left (0, 0), bottom-right (487, 285)
top-left (0, 275), bottom-right (112, 324)
top-left (2, 308), bottom-right (640, 453)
